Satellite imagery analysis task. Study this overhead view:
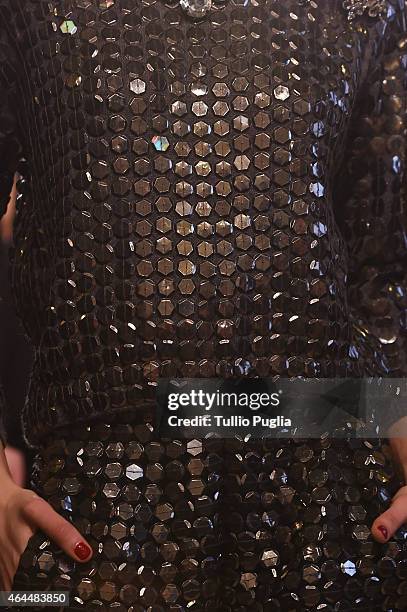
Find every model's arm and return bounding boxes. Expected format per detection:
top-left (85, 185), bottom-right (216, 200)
top-left (0, 0), bottom-right (24, 451)
top-left (333, 0), bottom-right (407, 542)
top-left (0, 185), bottom-right (93, 588)
top-left (0, 179), bottom-right (26, 487)
top-left (333, 18), bottom-right (407, 430)
top-left (0, 10), bottom-right (93, 589)
top-left (0, 183), bottom-right (94, 590)
top-left (0, 177), bottom-right (16, 243)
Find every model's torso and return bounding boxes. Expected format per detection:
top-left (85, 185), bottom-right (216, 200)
top-left (0, 0), bottom-right (393, 442)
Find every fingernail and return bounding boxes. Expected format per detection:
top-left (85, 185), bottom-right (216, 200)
top-left (74, 542), bottom-right (92, 560)
top-left (377, 525), bottom-right (388, 540)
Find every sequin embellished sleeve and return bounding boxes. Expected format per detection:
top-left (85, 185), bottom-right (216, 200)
top-left (334, 0), bottom-right (407, 433)
top-left (0, 5), bottom-right (22, 446)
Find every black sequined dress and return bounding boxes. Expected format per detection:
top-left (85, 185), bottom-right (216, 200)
top-left (1, 0), bottom-right (407, 609)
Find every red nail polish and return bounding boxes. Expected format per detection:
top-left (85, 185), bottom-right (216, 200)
top-left (74, 541), bottom-right (92, 560)
top-left (378, 525), bottom-right (388, 540)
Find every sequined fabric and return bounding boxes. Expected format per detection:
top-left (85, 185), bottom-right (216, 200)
top-left (342, 0), bottom-right (388, 19)
top-left (1, 1), bottom-right (406, 609)
top-left (0, 0), bottom-right (406, 445)
top-left (11, 410), bottom-right (407, 611)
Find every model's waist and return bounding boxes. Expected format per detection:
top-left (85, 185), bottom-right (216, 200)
top-left (22, 353), bottom-right (366, 448)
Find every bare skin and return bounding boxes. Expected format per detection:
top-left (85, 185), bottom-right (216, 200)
top-left (0, 442), bottom-right (93, 590)
top-left (0, 178), bottom-right (16, 243)
top-left (371, 417), bottom-right (407, 543)
top-left (4, 446), bottom-right (25, 487)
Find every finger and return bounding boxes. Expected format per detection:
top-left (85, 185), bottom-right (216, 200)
top-left (22, 496), bottom-right (93, 562)
top-left (371, 490), bottom-right (407, 542)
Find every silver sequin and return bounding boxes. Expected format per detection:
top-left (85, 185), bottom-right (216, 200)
top-left (179, 0), bottom-right (213, 19)
top-left (343, 0), bottom-right (387, 20)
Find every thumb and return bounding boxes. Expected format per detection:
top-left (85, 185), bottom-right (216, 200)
top-left (371, 485), bottom-right (407, 543)
top-left (22, 495), bottom-right (93, 562)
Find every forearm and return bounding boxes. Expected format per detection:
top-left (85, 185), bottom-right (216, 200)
top-left (0, 440), bottom-right (20, 503)
top-left (387, 417), bottom-right (407, 483)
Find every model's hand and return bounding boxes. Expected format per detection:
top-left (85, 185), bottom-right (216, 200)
top-left (0, 444), bottom-right (93, 591)
top-left (371, 417), bottom-right (407, 543)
